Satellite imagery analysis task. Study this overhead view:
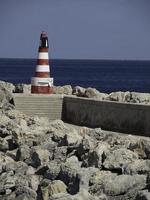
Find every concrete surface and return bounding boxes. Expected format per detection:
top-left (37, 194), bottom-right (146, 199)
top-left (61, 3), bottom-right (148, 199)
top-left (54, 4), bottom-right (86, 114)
top-left (13, 94), bottom-right (63, 120)
top-left (63, 96), bottom-right (150, 136)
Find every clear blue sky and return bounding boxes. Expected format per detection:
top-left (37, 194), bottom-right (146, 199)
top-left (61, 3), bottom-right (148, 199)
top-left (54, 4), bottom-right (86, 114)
top-left (0, 0), bottom-right (150, 60)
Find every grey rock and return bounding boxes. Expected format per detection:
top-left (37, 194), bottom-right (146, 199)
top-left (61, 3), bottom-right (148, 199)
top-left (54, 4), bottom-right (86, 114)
top-left (106, 91), bottom-right (130, 102)
top-left (130, 92), bottom-right (150, 104)
top-left (66, 156), bottom-right (81, 168)
top-left (53, 85), bottom-right (72, 95)
top-left (123, 159), bottom-right (150, 175)
top-left (0, 192), bottom-right (16, 200)
top-left (103, 148), bottom-right (139, 171)
top-left (89, 171), bottom-right (117, 196)
top-left (82, 142), bottom-right (109, 168)
top-left (0, 137), bottom-right (9, 152)
top-left (15, 174), bottom-right (29, 188)
top-left (79, 167), bottom-right (99, 191)
top-left (0, 81), bottom-right (15, 93)
top-left (49, 189), bottom-right (104, 200)
top-left (4, 161), bottom-right (29, 175)
top-left (53, 146), bottom-right (67, 162)
top-left (136, 190), bottom-right (150, 200)
top-left (74, 189), bottom-right (106, 200)
top-left (6, 149), bottom-right (18, 160)
top-left (59, 159), bottom-right (80, 194)
top-left (49, 193), bottom-right (73, 200)
top-left (48, 180), bottom-right (67, 196)
top-left (50, 120), bottom-right (82, 146)
top-left (31, 148), bottom-right (50, 168)
top-left (102, 174), bottom-right (146, 196)
top-left (14, 83), bottom-right (31, 94)
top-left (72, 86), bottom-right (86, 97)
top-left (25, 166), bottom-right (36, 175)
top-left (77, 136), bottom-right (95, 156)
top-left (90, 172), bottom-right (146, 197)
top-left (16, 144), bottom-right (30, 161)
top-left (0, 171), bottom-right (17, 192)
top-left (0, 85), bottom-right (13, 110)
top-left (28, 174), bottom-right (40, 191)
top-left (43, 161), bottom-right (61, 180)
top-left (0, 153), bottom-right (14, 173)
top-left (85, 87), bottom-right (108, 100)
top-left (15, 186), bottom-right (37, 200)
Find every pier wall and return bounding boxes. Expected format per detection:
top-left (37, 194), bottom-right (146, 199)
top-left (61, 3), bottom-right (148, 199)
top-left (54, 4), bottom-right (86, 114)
top-left (63, 96), bottom-right (150, 136)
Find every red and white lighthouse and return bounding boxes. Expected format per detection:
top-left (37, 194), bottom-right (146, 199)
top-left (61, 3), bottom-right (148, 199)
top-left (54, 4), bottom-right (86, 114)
top-left (31, 31), bottom-right (53, 94)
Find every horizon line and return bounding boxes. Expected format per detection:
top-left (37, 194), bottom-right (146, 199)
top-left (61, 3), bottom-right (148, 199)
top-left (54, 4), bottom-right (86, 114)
top-left (0, 57), bottom-right (150, 62)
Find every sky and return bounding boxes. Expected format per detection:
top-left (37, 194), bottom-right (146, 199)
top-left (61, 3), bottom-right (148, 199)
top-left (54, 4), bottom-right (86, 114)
top-left (0, 0), bottom-right (150, 60)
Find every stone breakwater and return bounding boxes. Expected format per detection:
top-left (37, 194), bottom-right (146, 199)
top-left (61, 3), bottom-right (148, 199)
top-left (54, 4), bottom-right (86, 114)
top-left (1, 80), bottom-right (150, 199)
top-left (1, 80), bottom-right (150, 105)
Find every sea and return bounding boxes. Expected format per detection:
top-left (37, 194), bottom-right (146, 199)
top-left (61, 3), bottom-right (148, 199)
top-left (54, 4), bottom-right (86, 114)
top-left (0, 58), bottom-right (150, 93)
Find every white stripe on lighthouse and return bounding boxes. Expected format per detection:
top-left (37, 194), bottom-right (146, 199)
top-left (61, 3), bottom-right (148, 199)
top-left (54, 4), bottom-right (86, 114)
top-left (31, 77), bottom-right (53, 86)
top-left (38, 52), bottom-right (49, 60)
top-left (36, 65), bottom-right (50, 72)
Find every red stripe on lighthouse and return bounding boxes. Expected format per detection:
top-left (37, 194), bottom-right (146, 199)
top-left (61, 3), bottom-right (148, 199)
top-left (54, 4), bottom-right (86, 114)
top-left (38, 48), bottom-right (48, 52)
top-left (37, 59), bottom-right (49, 65)
top-left (35, 72), bottom-right (50, 77)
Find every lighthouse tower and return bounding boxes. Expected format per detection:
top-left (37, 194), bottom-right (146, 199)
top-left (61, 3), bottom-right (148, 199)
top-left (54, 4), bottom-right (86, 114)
top-left (31, 32), bottom-right (53, 94)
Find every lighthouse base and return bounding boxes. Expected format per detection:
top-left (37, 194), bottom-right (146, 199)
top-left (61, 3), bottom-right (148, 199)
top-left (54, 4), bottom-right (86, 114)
top-left (31, 77), bottom-right (53, 94)
top-left (31, 85), bottom-right (53, 94)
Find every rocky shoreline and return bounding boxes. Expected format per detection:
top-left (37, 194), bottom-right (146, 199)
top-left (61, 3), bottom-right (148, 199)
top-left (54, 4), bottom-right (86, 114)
top-left (0, 80), bottom-right (150, 199)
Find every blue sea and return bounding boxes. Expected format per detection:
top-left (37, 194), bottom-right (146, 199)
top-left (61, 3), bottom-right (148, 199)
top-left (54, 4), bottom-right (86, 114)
top-left (0, 58), bottom-right (150, 93)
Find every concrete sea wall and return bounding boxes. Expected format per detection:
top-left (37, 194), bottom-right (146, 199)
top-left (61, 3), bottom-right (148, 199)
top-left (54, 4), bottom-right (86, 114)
top-left (13, 94), bottom-right (150, 136)
top-left (63, 96), bottom-right (150, 136)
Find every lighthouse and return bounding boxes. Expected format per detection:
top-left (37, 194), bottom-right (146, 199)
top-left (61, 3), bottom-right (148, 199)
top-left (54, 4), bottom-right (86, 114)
top-left (31, 31), bottom-right (53, 94)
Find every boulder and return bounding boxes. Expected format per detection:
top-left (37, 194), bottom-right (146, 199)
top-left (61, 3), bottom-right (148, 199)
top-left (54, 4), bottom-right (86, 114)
top-left (0, 81), bottom-right (15, 93)
top-left (58, 158), bottom-right (81, 194)
top-left (6, 149), bottom-right (18, 160)
top-left (90, 172), bottom-right (146, 197)
top-left (0, 137), bottom-right (9, 152)
top-left (136, 190), bottom-right (150, 200)
top-left (130, 92), bottom-right (150, 104)
top-left (50, 120), bottom-right (82, 146)
top-left (106, 91), bottom-right (131, 102)
top-left (89, 171), bottom-right (118, 195)
top-left (15, 186), bottom-right (37, 200)
top-left (31, 148), bottom-right (50, 168)
top-left (78, 167), bottom-right (99, 191)
top-left (0, 85), bottom-right (13, 110)
top-left (123, 159), bottom-right (150, 175)
top-left (43, 161), bottom-right (61, 180)
top-left (16, 144), bottom-right (31, 161)
top-left (49, 193), bottom-right (73, 200)
top-left (102, 174), bottom-right (146, 196)
top-left (82, 142), bottom-right (109, 168)
top-left (103, 148), bottom-right (138, 172)
top-left (72, 86), bottom-right (86, 97)
top-left (53, 146), bottom-right (67, 162)
top-left (85, 87), bottom-right (108, 100)
top-left (48, 180), bottom-right (67, 196)
top-left (14, 83), bottom-right (31, 93)
top-left (0, 153), bottom-right (14, 174)
top-left (28, 175), bottom-right (40, 191)
top-left (49, 189), bottom-right (104, 200)
top-left (53, 85), bottom-right (72, 95)
top-left (4, 161), bottom-right (29, 175)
